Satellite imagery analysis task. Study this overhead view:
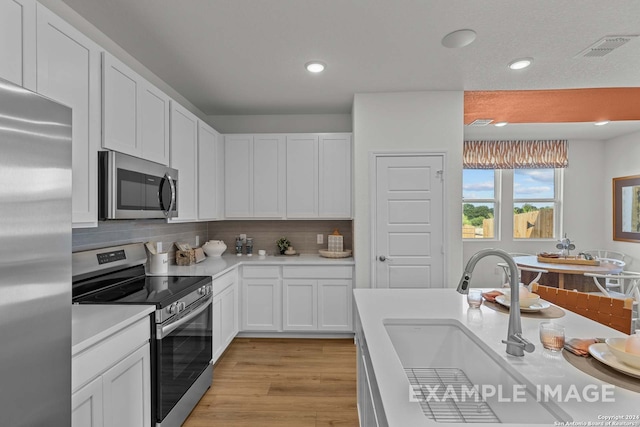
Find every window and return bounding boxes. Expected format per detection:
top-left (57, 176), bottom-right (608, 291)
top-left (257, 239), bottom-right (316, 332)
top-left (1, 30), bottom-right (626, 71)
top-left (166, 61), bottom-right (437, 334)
top-left (513, 168), bottom-right (560, 239)
top-left (462, 169), bottom-right (498, 239)
top-left (462, 140), bottom-right (566, 241)
top-left (462, 168), bottom-right (563, 240)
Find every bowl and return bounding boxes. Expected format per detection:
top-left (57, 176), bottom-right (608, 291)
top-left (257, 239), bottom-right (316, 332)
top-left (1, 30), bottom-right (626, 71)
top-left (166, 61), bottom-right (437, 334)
top-left (606, 338), bottom-right (640, 369)
top-left (518, 293), bottom-right (541, 308)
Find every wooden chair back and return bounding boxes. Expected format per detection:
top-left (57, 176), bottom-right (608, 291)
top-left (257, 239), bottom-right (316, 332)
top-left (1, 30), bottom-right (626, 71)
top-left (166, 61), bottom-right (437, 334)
top-left (531, 283), bottom-right (633, 334)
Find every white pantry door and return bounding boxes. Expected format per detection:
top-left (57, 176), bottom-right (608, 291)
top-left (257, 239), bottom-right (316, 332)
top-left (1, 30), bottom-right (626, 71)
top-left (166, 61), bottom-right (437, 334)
top-left (374, 155), bottom-right (444, 288)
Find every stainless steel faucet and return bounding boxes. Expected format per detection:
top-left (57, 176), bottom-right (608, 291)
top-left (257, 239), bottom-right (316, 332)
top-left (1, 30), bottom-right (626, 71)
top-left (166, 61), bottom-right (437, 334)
top-left (457, 248), bottom-right (535, 357)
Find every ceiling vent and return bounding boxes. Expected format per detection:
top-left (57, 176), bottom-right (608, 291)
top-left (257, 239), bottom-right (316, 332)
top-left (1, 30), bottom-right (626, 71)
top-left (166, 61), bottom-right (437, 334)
top-left (575, 35), bottom-right (638, 58)
top-left (467, 119), bottom-right (494, 126)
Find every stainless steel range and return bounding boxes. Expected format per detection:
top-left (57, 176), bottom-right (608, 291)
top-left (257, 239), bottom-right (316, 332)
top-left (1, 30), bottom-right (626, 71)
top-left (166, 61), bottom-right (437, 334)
top-left (72, 243), bottom-right (213, 427)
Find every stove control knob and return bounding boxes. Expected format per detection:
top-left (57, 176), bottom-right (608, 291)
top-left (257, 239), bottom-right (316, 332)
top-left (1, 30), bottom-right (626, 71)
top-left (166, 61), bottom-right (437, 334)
top-left (207, 285), bottom-right (212, 295)
top-left (167, 303), bottom-right (179, 315)
top-left (198, 286), bottom-right (206, 296)
top-left (178, 301), bottom-right (186, 312)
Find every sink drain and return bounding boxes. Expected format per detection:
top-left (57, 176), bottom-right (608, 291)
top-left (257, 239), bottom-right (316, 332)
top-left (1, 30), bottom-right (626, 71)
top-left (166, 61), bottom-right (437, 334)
top-left (405, 367), bottom-right (501, 423)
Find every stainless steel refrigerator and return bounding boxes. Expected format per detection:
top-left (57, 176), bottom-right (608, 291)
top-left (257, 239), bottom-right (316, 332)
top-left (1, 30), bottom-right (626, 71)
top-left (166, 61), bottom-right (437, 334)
top-left (0, 78), bottom-right (72, 425)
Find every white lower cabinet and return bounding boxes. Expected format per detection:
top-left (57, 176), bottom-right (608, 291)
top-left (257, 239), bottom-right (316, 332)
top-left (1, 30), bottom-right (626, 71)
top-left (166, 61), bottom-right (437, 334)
top-left (72, 317), bottom-right (151, 427)
top-left (241, 265), bottom-right (353, 333)
top-left (282, 266), bottom-right (353, 332)
top-left (72, 376), bottom-right (103, 427)
top-left (212, 270), bottom-right (239, 364)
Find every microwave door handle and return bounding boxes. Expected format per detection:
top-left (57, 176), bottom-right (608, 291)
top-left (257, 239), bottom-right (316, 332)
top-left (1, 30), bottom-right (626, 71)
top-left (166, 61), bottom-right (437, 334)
top-left (159, 173), bottom-right (176, 217)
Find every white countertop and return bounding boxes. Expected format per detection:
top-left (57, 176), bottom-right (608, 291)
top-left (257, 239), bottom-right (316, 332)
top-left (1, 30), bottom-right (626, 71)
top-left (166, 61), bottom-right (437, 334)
top-left (72, 304), bottom-right (155, 356)
top-left (354, 288), bottom-right (639, 427)
top-left (154, 253), bottom-right (355, 279)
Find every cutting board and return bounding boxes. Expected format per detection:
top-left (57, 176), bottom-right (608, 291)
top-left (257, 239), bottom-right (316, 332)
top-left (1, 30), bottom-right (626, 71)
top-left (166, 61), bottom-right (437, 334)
top-left (537, 255), bottom-right (600, 266)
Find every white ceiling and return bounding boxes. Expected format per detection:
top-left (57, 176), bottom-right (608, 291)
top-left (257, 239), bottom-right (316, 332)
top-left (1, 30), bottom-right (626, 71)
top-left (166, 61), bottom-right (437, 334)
top-left (60, 0), bottom-right (640, 122)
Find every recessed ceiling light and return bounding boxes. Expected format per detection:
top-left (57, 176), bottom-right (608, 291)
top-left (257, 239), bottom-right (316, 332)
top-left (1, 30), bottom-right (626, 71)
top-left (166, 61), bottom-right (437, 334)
top-left (594, 120), bottom-right (610, 126)
top-left (508, 58), bottom-right (533, 70)
top-left (441, 29), bottom-right (477, 48)
top-left (305, 61), bottom-right (326, 73)
top-left (494, 122), bottom-right (508, 127)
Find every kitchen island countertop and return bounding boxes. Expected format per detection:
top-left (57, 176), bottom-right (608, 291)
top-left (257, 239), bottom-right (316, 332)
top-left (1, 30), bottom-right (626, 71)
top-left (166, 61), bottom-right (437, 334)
top-left (354, 288), bottom-right (639, 427)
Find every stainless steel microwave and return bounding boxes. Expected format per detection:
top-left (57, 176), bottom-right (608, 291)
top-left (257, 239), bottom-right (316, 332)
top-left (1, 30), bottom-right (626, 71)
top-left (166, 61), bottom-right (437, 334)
top-left (98, 151), bottom-right (178, 220)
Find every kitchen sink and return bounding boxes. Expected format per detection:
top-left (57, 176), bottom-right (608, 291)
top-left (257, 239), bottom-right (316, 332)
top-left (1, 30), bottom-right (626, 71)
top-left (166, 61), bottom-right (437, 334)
top-left (384, 319), bottom-right (572, 424)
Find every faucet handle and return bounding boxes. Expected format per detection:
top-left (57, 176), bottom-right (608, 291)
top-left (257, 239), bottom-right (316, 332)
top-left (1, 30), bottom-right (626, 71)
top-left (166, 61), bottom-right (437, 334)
top-left (502, 333), bottom-right (535, 353)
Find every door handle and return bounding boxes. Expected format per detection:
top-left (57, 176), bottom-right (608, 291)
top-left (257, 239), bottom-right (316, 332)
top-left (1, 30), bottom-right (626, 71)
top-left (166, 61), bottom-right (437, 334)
top-left (379, 255), bottom-right (392, 262)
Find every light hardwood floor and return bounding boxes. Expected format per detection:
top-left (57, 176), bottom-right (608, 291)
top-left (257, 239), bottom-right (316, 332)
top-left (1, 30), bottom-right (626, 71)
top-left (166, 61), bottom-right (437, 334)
top-left (183, 338), bottom-right (359, 427)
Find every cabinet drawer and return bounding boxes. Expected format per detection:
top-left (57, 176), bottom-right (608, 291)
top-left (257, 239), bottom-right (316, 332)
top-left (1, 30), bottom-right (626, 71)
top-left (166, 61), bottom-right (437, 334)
top-left (242, 266), bottom-right (280, 278)
top-left (212, 269), bottom-right (236, 295)
top-left (283, 266), bottom-right (353, 279)
top-left (72, 317), bottom-right (150, 392)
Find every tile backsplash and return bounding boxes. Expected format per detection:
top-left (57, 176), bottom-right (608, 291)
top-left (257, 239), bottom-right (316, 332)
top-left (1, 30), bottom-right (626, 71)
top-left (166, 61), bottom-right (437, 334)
top-left (72, 220), bottom-right (207, 253)
top-left (73, 219), bottom-right (353, 258)
top-left (207, 220), bottom-right (353, 255)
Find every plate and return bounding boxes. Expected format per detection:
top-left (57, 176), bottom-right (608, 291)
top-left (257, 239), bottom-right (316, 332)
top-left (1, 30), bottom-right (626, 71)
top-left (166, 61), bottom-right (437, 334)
top-left (588, 343), bottom-right (640, 379)
top-left (494, 295), bottom-right (551, 312)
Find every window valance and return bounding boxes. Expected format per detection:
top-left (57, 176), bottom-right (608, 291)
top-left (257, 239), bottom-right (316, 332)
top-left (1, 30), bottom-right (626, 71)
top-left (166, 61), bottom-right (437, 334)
top-left (463, 140), bottom-right (568, 169)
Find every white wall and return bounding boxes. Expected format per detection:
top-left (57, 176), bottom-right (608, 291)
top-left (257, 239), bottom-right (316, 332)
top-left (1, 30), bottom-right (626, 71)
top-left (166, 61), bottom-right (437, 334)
top-left (352, 91), bottom-right (464, 289)
top-left (604, 129), bottom-right (640, 270)
top-left (207, 114), bottom-right (352, 134)
top-left (462, 139), bottom-right (608, 286)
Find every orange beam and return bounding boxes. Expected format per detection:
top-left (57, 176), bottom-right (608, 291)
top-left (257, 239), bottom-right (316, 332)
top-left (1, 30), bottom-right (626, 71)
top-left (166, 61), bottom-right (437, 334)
top-left (464, 88), bottom-right (640, 125)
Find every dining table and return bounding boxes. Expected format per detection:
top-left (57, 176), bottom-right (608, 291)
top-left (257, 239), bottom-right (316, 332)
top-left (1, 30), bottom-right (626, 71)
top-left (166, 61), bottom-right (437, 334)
top-left (513, 255), bottom-right (624, 292)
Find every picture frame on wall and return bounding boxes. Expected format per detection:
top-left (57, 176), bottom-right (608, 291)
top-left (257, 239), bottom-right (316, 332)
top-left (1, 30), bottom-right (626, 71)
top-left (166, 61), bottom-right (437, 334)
top-left (613, 174), bottom-right (640, 242)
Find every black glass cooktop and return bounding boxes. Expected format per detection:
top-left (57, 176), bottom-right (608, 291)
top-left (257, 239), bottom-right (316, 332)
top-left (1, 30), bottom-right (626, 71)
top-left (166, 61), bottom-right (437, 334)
top-left (72, 265), bottom-right (210, 308)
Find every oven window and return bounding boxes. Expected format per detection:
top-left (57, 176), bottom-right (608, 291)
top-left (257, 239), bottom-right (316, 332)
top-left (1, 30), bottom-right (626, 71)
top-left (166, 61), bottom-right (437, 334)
top-left (156, 303), bottom-right (212, 421)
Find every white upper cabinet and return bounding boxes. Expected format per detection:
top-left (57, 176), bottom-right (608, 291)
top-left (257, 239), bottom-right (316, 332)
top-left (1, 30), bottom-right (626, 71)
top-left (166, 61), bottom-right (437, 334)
top-left (286, 134), bottom-right (352, 219)
top-left (102, 53), bottom-right (170, 165)
top-left (169, 102), bottom-right (198, 221)
top-left (0, 0), bottom-right (36, 90)
top-left (36, 4), bottom-right (101, 228)
top-left (319, 134), bottom-right (352, 218)
top-left (224, 134), bottom-right (285, 218)
top-left (198, 121), bottom-right (223, 220)
top-left (286, 135), bottom-right (319, 218)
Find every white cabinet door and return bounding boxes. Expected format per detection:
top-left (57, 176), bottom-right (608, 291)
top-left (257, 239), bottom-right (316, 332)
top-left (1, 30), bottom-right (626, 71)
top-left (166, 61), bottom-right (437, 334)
top-left (242, 278), bottom-right (281, 331)
top-left (140, 81), bottom-right (170, 165)
top-left (220, 282), bottom-right (238, 348)
top-left (170, 102), bottom-right (198, 221)
top-left (102, 53), bottom-right (139, 157)
top-left (318, 279), bottom-right (353, 331)
top-left (36, 4), bottom-right (101, 228)
top-left (198, 122), bottom-right (221, 220)
top-left (103, 53), bottom-right (170, 165)
top-left (224, 134), bottom-right (285, 218)
top-left (319, 134), bottom-right (352, 218)
top-left (102, 343), bottom-right (150, 427)
top-left (0, 0), bottom-right (36, 89)
top-left (212, 272), bottom-right (238, 364)
top-left (286, 135), bottom-right (318, 217)
top-left (282, 279), bottom-right (317, 331)
top-left (72, 376), bottom-right (104, 427)
top-left (224, 134), bottom-right (252, 217)
top-left (253, 135), bottom-right (285, 217)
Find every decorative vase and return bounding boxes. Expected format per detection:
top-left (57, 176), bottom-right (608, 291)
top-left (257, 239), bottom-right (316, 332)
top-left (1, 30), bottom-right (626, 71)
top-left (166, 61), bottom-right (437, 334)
top-left (202, 240), bottom-right (227, 257)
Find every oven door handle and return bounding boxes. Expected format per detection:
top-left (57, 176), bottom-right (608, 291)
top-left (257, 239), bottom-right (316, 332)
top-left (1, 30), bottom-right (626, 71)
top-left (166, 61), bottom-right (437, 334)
top-left (157, 295), bottom-right (212, 339)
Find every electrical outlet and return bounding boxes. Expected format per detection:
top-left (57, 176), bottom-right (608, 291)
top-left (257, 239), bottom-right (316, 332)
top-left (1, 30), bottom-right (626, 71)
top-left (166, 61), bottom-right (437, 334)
top-left (317, 234), bottom-right (323, 244)
top-left (240, 234), bottom-right (247, 243)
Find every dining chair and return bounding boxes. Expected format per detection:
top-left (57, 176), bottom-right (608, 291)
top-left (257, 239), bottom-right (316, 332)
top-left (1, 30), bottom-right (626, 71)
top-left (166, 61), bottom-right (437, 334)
top-left (582, 249), bottom-right (631, 265)
top-left (593, 258), bottom-right (626, 292)
top-left (583, 272), bottom-right (640, 332)
top-left (531, 283), bottom-right (634, 334)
